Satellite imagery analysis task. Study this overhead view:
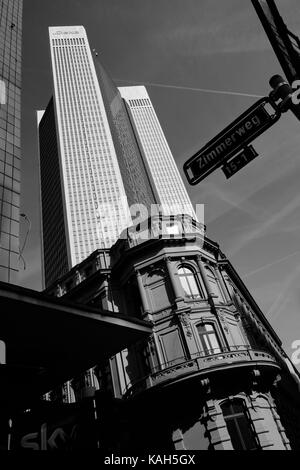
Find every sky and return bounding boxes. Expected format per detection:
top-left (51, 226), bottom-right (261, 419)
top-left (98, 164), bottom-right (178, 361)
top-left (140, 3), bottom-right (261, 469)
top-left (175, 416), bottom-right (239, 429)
top-left (15, 0), bottom-right (300, 368)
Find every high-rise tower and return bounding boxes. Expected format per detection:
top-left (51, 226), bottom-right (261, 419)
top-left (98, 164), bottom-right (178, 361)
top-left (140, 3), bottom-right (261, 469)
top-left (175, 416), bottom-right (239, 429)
top-left (48, 26), bottom-right (130, 263)
top-left (0, 0), bottom-right (22, 282)
top-left (38, 26), bottom-right (197, 287)
top-left (119, 86), bottom-right (196, 219)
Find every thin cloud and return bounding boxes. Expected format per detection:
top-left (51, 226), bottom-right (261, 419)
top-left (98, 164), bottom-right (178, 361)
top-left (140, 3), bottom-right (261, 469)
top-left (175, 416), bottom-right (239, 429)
top-left (227, 193), bottom-right (300, 258)
top-left (204, 185), bottom-right (268, 223)
top-left (243, 250), bottom-right (300, 279)
top-left (267, 266), bottom-right (300, 319)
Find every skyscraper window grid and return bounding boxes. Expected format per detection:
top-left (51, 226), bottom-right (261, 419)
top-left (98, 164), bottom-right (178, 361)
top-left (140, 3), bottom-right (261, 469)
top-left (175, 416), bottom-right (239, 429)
top-left (39, 26), bottom-right (199, 286)
top-left (119, 87), bottom-right (196, 219)
top-left (49, 26), bottom-right (130, 265)
top-left (0, 0), bottom-right (23, 282)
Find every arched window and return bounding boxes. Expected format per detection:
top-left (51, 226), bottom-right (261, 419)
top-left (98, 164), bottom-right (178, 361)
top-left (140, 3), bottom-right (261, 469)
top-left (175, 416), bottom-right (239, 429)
top-left (221, 400), bottom-right (259, 450)
top-left (178, 266), bottom-right (203, 299)
top-left (196, 323), bottom-right (222, 355)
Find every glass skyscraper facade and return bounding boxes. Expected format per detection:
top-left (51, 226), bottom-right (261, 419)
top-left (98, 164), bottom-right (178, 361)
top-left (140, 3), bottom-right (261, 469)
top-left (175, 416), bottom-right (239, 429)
top-left (0, 0), bottom-right (22, 282)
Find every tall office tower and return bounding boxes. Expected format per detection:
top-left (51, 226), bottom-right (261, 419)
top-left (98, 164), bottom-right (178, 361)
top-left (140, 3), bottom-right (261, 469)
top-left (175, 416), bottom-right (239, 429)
top-left (0, 0), bottom-right (22, 283)
top-left (40, 25), bottom-right (132, 286)
top-left (39, 25), bottom-right (197, 287)
top-left (119, 86), bottom-right (197, 219)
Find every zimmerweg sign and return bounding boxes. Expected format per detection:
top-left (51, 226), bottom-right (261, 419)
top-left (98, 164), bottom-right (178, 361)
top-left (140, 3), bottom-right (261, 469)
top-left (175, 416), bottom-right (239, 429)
top-left (184, 97), bottom-right (281, 185)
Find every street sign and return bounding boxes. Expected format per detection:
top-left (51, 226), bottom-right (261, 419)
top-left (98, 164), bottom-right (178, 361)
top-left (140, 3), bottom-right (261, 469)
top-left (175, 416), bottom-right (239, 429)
top-left (221, 146), bottom-right (259, 179)
top-left (184, 97), bottom-right (281, 185)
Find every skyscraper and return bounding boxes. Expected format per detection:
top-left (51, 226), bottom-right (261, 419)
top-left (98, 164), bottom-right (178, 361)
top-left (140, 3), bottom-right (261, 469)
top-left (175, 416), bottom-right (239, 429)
top-left (0, 0), bottom-right (22, 283)
top-left (119, 86), bottom-right (196, 220)
top-left (38, 25), bottom-right (197, 287)
top-left (48, 26), bottom-right (130, 260)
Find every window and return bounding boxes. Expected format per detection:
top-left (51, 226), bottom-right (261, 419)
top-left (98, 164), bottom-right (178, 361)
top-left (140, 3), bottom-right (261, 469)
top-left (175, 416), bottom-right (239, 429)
top-left (221, 400), bottom-right (259, 450)
top-left (196, 323), bottom-right (221, 355)
top-left (147, 269), bottom-right (172, 311)
top-left (178, 266), bottom-right (203, 299)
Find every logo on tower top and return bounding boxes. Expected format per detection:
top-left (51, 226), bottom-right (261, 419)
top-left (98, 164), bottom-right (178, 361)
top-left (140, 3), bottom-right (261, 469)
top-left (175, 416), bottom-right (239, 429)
top-left (50, 26), bottom-right (84, 36)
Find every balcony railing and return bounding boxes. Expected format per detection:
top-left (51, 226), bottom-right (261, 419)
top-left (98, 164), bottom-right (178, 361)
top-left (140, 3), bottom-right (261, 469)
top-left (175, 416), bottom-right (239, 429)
top-left (123, 345), bottom-right (279, 398)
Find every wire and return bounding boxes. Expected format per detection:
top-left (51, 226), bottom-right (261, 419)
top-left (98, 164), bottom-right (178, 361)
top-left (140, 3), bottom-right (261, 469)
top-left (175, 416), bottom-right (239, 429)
top-left (114, 78), bottom-right (264, 99)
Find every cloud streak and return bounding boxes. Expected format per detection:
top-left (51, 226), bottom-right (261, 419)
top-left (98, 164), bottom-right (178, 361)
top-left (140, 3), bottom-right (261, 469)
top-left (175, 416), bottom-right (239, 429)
top-left (267, 265), bottom-right (300, 319)
top-left (243, 250), bottom-right (300, 279)
top-left (227, 193), bottom-right (300, 258)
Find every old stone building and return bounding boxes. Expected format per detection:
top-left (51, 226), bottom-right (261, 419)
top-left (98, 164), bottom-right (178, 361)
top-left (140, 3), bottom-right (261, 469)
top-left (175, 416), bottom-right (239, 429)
top-left (45, 214), bottom-right (300, 450)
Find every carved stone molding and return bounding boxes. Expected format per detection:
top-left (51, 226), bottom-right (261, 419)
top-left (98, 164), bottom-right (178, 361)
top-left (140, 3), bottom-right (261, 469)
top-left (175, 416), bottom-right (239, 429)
top-left (56, 284), bottom-right (63, 297)
top-left (75, 270), bottom-right (81, 285)
top-left (205, 398), bottom-right (216, 419)
top-left (273, 374), bottom-right (282, 389)
top-left (179, 312), bottom-right (193, 338)
top-left (218, 311), bottom-right (229, 333)
top-left (200, 377), bottom-right (211, 395)
top-left (152, 360), bottom-right (196, 382)
top-left (251, 368), bottom-right (261, 391)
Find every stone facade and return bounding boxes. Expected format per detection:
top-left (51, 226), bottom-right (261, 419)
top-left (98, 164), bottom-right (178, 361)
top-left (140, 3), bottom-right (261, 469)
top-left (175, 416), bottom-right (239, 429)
top-left (45, 214), bottom-right (300, 450)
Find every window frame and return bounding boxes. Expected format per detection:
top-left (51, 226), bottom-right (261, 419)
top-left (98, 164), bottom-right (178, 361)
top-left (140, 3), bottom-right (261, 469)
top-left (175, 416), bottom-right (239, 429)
top-left (221, 399), bottom-right (260, 450)
top-left (177, 264), bottom-right (204, 300)
top-left (195, 321), bottom-right (223, 355)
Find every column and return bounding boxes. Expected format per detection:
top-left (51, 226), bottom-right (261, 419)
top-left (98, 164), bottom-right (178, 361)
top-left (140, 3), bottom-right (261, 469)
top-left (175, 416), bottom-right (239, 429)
top-left (135, 269), bottom-right (151, 316)
top-left (196, 255), bottom-right (214, 300)
top-left (215, 267), bottom-right (231, 303)
top-left (205, 399), bottom-right (233, 450)
top-left (165, 257), bottom-right (183, 301)
top-left (196, 256), bottom-right (230, 347)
